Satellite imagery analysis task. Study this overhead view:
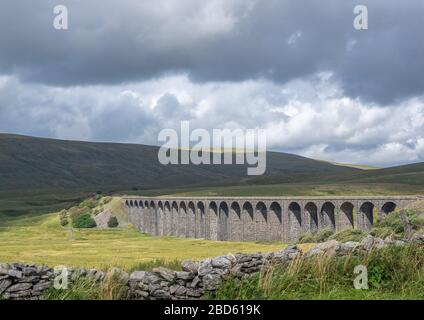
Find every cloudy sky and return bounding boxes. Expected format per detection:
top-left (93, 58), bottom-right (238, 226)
top-left (1, 0), bottom-right (424, 167)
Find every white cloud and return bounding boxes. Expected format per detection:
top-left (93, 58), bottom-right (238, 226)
top-left (1, 74), bottom-right (424, 167)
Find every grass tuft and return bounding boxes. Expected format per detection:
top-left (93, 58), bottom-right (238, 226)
top-left (45, 271), bottom-right (128, 300)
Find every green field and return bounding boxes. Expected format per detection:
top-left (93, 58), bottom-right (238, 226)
top-left (0, 211), bottom-right (304, 271)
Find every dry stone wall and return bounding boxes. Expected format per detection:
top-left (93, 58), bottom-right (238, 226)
top-left (2, 233), bottom-right (423, 300)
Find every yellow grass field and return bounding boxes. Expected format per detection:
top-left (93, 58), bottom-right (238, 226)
top-left (0, 212), bottom-right (312, 271)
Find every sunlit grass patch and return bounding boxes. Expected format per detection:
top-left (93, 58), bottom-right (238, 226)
top-left (0, 212), bottom-right (287, 271)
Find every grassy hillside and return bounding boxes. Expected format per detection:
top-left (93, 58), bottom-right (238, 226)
top-left (0, 133), bottom-right (357, 191)
top-left (336, 162), bottom-right (424, 185)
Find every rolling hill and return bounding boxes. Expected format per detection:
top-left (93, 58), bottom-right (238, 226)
top-left (0, 133), bottom-right (423, 216)
top-left (0, 133), bottom-right (359, 191)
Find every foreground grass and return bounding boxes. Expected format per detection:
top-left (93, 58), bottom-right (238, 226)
top-left (213, 244), bottom-right (424, 300)
top-left (0, 213), bottom-right (292, 271)
top-left (44, 273), bottom-right (129, 300)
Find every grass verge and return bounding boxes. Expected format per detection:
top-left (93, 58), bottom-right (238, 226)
top-left (213, 244), bottom-right (424, 300)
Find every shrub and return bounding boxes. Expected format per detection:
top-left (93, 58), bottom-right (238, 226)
top-left (107, 216), bottom-right (119, 228)
top-left (102, 196), bottom-right (112, 205)
top-left (69, 207), bottom-right (84, 220)
top-left (59, 209), bottom-right (69, 226)
top-left (78, 197), bottom-right (99, 209)
top-left (60, 216), bottom-right (69, 226)
top-left (314, 229), bottom-right (335, 242)
top-left (370, 226), bottom-right (398, 239)
top-left (297, 228), bottom-right (337, 243)
top-left (373, 209), bottom-right (424, 238)
top-left (93, 207), bottom-right (103, 216)
top-left (72, 213), bottom-right (97, 229)
top-left (297, 233), bottom-right (314, 243)
top-left (330, 229), bottom-right (367, 242)
top-left (94, 194), bottom-right (102, 201)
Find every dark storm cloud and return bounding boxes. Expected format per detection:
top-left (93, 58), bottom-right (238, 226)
top-left (0, 0), bottom-right (423, 103)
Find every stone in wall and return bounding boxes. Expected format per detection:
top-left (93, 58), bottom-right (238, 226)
top-left (0, 263), bottom-right (53, 300)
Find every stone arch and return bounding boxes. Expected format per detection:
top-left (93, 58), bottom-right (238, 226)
top-left (196, 202), bottom-right (206, 239)
top-left (157, 202), bottom-right (164, 236)
top-left (187, 201), bottom-right (196, 238)
top-left (179, 201), bottom-right (187, 237)
top-left (304, 202), bottom-right (318, 234)
top-left (255, 202), bottom-right (267, 241)
top-left (136, 200), bottom-right (144, 232)
top-left (164, 201), bottom-right (171, 236)
top-left (288, 202), bottom-right (302, 241)
top-left (144, 201), bottom-right (151, 234)
top-left (359, 201), bottom-right (375, 230)
top-left (218, 202), bottom-right (229, 241)
top-left (229, 202), bottom-right (242, 241)
top-left (171, 201), bottom-right (179, 236)
top-left (150, 201), bottom-right (157, 235)
top-left (242, 202), bottom-right (255, 241)
top-left (129, 200), bottom-right (134, 227)
top-left (381, 201), bottom-right (397, 215)
top-left (127, 200), bottom-right (134, 227)
top-left (208, 202), bottom-right (218, 240)
top-left (339, 202), bottom-right (354, 230)
top-left (321, 202), bottom-right (336, 231)
top-left (269, 202), bottom-right (282, 241)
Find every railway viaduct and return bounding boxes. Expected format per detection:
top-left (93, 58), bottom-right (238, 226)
top-left (122, 196), bottom-right (418, 242)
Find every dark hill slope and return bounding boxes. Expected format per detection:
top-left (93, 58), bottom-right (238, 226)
top-left (336, 162), bottom-right (424, 186)
top-left (0, 134), bottom-right (358, 191)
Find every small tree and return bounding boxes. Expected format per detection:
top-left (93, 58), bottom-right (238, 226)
top-left (72, 213), bottom-right (97, 228)
top-left (108, 216), bottom-right (119, 228)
